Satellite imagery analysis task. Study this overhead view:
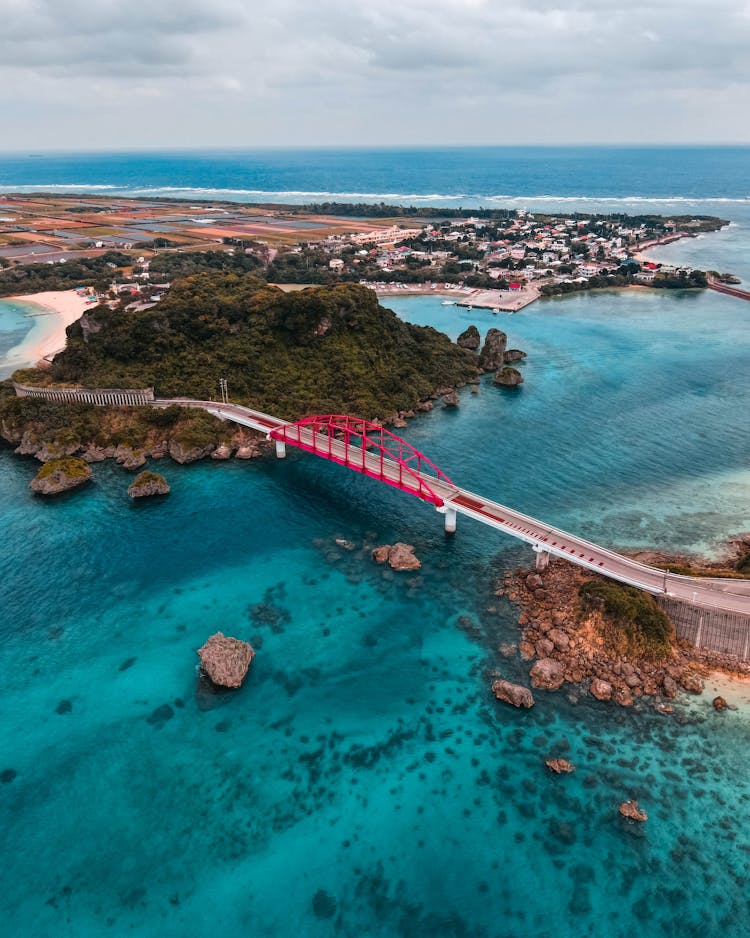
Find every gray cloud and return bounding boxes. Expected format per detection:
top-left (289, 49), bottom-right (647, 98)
top-left (0, 0), bottom-right (748, 146)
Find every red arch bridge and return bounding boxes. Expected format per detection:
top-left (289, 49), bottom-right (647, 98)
top-left (16, 381), bottom-right (750, 617)
top-left (154, 398), bottom-right (750, 616)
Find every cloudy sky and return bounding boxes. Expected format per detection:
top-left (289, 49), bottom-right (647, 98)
top-left (1, 0), bottom-right (749, 149)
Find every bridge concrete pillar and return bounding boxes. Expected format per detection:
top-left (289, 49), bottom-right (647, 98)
top-left (274, 439), bottom-right (286, 459)
top-left (443, 507), bottom-right (457, 534)
top-left (533, 545), bottom-right (550, 571)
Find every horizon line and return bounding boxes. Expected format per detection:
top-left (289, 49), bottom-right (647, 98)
top-left (2, 142), bottom-right (750, 157)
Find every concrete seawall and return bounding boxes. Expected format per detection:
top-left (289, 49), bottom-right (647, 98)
top-left (657, 596), bottom-right (750, 660)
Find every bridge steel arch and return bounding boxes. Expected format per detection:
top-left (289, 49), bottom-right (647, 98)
top-left (269, 414), bottom-right (455, 508)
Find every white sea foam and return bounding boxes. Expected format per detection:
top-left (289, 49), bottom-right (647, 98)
top-left (1, 182), bottom-right (749, 206)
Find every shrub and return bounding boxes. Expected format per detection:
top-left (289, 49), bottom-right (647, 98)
top-left (579, 579), bottom-right (673, 659)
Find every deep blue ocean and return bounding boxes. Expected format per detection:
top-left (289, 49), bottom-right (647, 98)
top-left (2, 149), bottom-right (750, 937)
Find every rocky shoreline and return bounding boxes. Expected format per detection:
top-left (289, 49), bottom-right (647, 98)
top-left (494, 556), bottom-right (750, 710)
top-left (0, 323), bottom-right (528, 475)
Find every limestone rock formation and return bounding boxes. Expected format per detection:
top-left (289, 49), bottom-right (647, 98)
top-left (34, 440), bottom-right (81, 462)
top-left (493, 367), bottom-right (524, 388)
top-left (619, 800), bottom-right (648, 822)
top-left (389, 543), bottom-right (421, 570)
top-left (590, 678), bottom-right (613, 701)
top-left (29, 457), bottom-right (92, 496)
top-left (114, 444), bottom-right (147, 470)
top-left (168, 438), bottom-right (217, 464)
top-left (679, 672), bottom-right (704, 694)
top-left (197, 632), bottom-right (255, 689)
top-left (457, 325), bottom-right (481, 350)
top-left (503, 349), bottom-right (527, 364)
top-left (372, 545), bottom-right (391, 564)
top-left (211, 443), bottom-right (233, 460)
top-left (492, 679), bottom-right (535, 709)
top-left (548, 628), bottom-right (569, 651)
top-left (128, 470), bottom-right (170, 499)
top-left (478, 328), bottom-right (507, 371)
top-left (613, 686), bottom-right (634, 707)
top-left (371, 543), bottom-right (422, 570)
top-left (662, 675), bottom-right (678, 699)
top-left (713, 695), bottom-right (729, 711)
top-left (546, 758), bottom-right (575, 774)
top-left (442, 391), bottom-right (460, 408)
top-left (530, 658), bottom-right (565, 690)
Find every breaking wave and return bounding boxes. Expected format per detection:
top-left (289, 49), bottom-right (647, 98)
top-left (2, 183), bottom-right (749, 206)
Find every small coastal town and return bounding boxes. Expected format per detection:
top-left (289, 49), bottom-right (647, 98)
top-left (0, 194), bottom-right (737, 317)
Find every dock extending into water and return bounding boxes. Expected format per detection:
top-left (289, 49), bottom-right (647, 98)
top-left (455, 286), bottom-right (539, 312)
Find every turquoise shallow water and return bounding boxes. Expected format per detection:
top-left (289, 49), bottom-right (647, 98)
top-left (0, 299), bottom-right (38, 379)
top-left (1, 287), bottom-right (750, 937)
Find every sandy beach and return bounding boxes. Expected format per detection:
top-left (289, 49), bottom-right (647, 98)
top-left (1, 290), bottom-right (90, 374)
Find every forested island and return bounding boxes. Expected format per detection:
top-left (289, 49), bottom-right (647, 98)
top-left (0, 274), bottom-right (484, 466)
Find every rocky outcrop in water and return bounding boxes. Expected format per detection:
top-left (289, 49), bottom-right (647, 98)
top-left (457, 325), bottom-right (481, 350)
top-left (530, 658), bottom-right (565, 690)
top-left (546, 758), bottom-right (575, 774)
top-left (372, 543), bottom-right (422, 571)
top-left (128, 470), bottom-right (170, 499)
top-left (442, 391), bottom-right (459, 407)
top-left (619, 800), bottom-right (648, 822)
top-left (493, 367), bottom-right (524, 388)
top-left (168, 439), bottom-right (217, 464)
top-left (679, 672), bottom-right (704, 694)
top-left (590, 678), bottom-right (613, 701)
top-left (197, 632), bottom-right (255, 689)
top-left (497, 556), bottom-right (750, 711)
top-left (29, 457), bottom-right (92, 495)
top-left (114, 444), bottom-right (147, 470)
top-left (492, 679), bottom-right (535, 708)
top-left (712, 695), bottom-right (729, 711)
top-left (478, 329), bottom-right (507, 371)
top-left (503, 349), bottom-right (527, 364)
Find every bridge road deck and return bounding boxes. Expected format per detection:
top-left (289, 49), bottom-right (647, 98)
top-left (161, 399), bottom-right (750, 617)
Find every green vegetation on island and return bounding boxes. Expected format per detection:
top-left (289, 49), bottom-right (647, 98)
top-left (579, 579), bottom-right (674, 659)
top-left (0, 252), bottom-right (132, 297)
top-left (43, 273), bottom-right (478, 418)
top-left (0, 273), bottom-right (479, 462)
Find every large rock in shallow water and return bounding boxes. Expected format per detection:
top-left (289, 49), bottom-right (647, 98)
top-left (479, 328), bottom-right (507, 371)
top-left (197, 632), bottom-right (254, 688)
top-left (128, 470), bottom-right (170, 499)
top-left (503, 349), bottom-right (527, 363)
top-left (29, 457), bottom-right (92, 496)
top-left (619, 800), bottom-right (648, 822)
top-left (530, 658), bottom-right (565, 690)
top-left (493, 367), bottom-right (524, 388)
top-left (457, 325), bottom-right (481, 350)
top-left (389, 543), bottom-right (422, 570)
top-left (590, 678), bottom-right (613, 701)
top-left (492, 679), bottom-right (534, 709)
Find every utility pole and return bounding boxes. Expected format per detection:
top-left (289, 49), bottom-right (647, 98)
top-left (218, 377), bottom-right (228, 404)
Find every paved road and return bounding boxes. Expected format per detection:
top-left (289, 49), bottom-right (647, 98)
top-left (154, 398), bottom-right (750, 615)
top-left (708, 280), bottom-right (750, 301)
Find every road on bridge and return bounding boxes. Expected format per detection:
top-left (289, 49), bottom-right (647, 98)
top-left (155, 398), bottom-right (750, 617)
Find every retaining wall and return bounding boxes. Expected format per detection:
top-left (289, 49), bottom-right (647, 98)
top-left (13, 383), bottom-right (154, 407)
top-left (657, 596), bottom-right (750, 660)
